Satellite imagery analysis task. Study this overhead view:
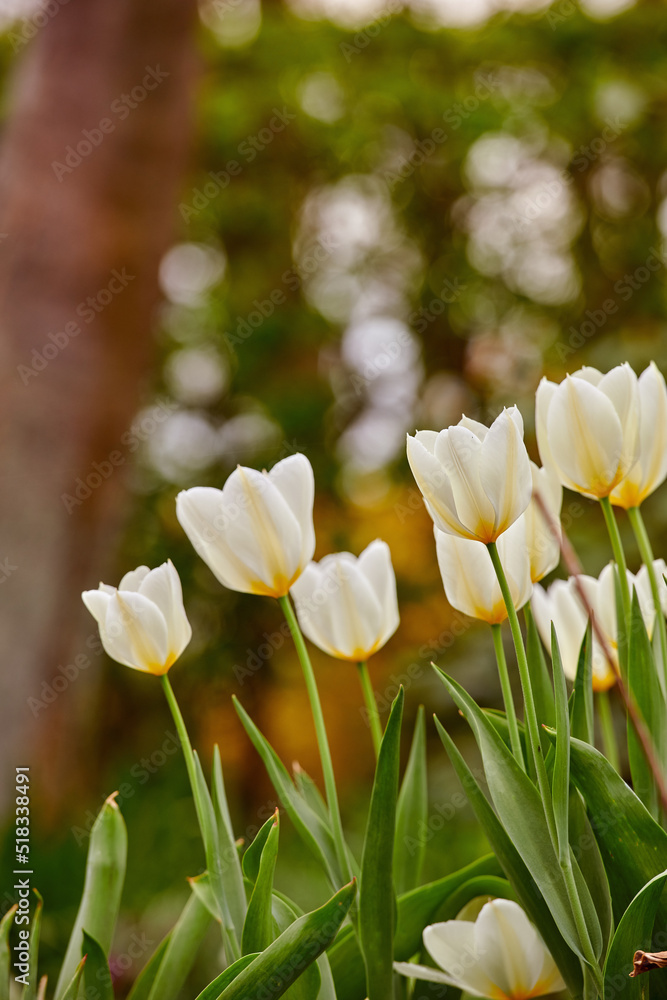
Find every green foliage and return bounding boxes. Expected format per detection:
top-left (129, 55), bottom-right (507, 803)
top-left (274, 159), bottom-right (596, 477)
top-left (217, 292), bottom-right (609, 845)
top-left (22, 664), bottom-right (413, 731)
top-left (603, 870), bottom-right (667, 1000)
top-left (393, 706), bottom-right (428, 896)
top-left (53, 794), bottom-right (127, 1000)
top-left (359, 687), bottom-right (404, 1000)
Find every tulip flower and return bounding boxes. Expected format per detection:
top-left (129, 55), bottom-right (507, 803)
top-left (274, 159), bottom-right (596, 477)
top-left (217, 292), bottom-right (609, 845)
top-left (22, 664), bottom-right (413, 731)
top-left (524, 462), bottom-right (562, 583)
top-left (610, 362), bottom-right (667, 509)
top-left (407, 407), bottom-right (532, 543)
top-left (394, 898), bottom-right (565, 999)
top-left (530, 563), bottom-right (655, 691)
top-left (435, 518), bottom-right (532, 625)
top-left (82, 560), bottom-right (191, 675)
top-left (535, 363), bottom-right (639, 499)
top-left (176, 454), bottom-right (315, 598)
top-left (290, 540), bottom-right (399, 661)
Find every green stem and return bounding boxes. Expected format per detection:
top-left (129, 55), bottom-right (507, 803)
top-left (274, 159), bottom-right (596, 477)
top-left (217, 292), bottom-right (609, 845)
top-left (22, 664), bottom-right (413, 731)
top-left (597, 689), bottom-right (620, 773)
top-left (279, 595), bottom-right (352, 886)
top-left (491, 624), bottom-right (525, 771)
top-left (487, 542), bottom-right (557, 846)
top-left (161, 674), bottom-right (202, 825)
top-left (161, 674), bottom-right (241, 960)
top-left (628, 505), bottom-right (667, 696)
top-left (600, 495), bottom-right (631, 633)
top-left (357, 661), bottom-right (382, 760)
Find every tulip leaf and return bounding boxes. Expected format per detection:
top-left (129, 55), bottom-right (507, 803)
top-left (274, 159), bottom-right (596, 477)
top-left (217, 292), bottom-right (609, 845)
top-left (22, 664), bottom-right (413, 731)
top-left (215, 880), bottom-right (356, 999)
top-left (270, 893), bottom-right (323, 1000)
top-left (188, 873), bottom-right (220, 924)
top-left (555, 735), bottom-right (667, 925)
top-left (393, 706), bottom-right (428, 896)
top-left (145, 890), bottom-right (214, 1000)
top-left (212, 745), bottom-right (247, 937)
top-left (54, 793), bottom-right (127, 1000)
top-left (360, 686), bottom-right (404, 1000)
top-left (568, 788), bottom-right (613, 961)
top-left (434, 666), bottom-right (600, 964)
top-left (57, 957), bottom-right (86, 1000)
top-left (194, 955), bottom-right (260, 1000)
top-left (525, 604), bottom-right (556, 732)
top-left (551, 625), bottom-right (571, 864)
top-left (242, 812), bottom-right (277, 884)
top-left (126, 935), bottom-right (172, 1000)
top-left (81, 932), bottom-right (113, 1000)
top-left (0, 905), bottom-right (17, 1000)
top-left (431, 875), bottom-right (516, 922)
top-left (292, 763), bottom-right (330, 826)
top-left (233, 697), bottom-right (342, 886)
top-left (328, 856), bottom-right (504, 1000)
top-left (192, 750), bottom-right (240, 958)
top-left (569, 626), bottom-right (594, 745)
top-left (435, 716), bottom-right (584, 998)
top-left (20, 890), bottom-right (42, 1000)
top-left (242, 812), bottom-right (280, 956)
top-left (627, 590), bottom-right (666, 819)
top-left (603, 869), bottom-right (667, 1000)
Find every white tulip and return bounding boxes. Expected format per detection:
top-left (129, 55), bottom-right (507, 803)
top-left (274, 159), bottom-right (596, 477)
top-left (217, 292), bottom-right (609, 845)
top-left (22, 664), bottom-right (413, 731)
top-left (82, 560), bottom-right (191, 675)
top-left (407, 407), bottom-right (532, 543)
top-left (290, 540), bottom-right (399, 661)
top-left (530, 563), bottom-right (655, 691)
top-left (611, 362), bottom-right (667, 509)
top-left (394, 898), bottom-right (565, 999)
top-left (536, 363), bottom-right (640, 499)
top-left (435, 517), bottom-right (532, 625)
top-left (524, 462), bottom-right (562, 583)
top-left (176, 454), bottom-right (315, 598)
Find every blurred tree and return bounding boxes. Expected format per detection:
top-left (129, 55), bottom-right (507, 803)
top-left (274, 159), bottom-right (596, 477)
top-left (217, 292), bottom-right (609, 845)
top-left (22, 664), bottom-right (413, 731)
top-left (0, 0), bottom-right (200, 814)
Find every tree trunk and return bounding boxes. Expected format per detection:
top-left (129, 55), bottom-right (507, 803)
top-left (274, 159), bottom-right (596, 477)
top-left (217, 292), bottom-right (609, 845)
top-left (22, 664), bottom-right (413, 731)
top-left (0, 0), bottom-right (199, 817)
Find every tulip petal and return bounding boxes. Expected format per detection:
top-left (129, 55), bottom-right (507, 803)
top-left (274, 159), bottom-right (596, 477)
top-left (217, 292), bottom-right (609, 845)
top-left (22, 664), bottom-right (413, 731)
top-left (547, 376), bottom-right (623, 497)
top-left (268, 454), bottom-right (316, 568)
top-left (393, 962), bottom-right (460, 987)
top-left (176, 487), bottom-right (271, 594)
top-left (435, 427), bottom-right (496, 541)
top-left (479, 408), bottom-right (532, 540)
top-left (138, 560), bottom-right (192, 659)
top-left (598, 363), bottom-right (639, 477)
top-left (118, 566), bottom-right (150, 592)
top-left (223, 467), bottom-right (303, 594)
top-left (357, 540), bottom-right (400, 645)
top-left (474, 899), bottom-right (544, 999)
top-left (82, 589), bottom-right (111, 625)
top-left (291, 563), bottom-right (338, 658)
top-left (535, 378), bottom-right (557, 470)
top-left (104, 592), bottom-right (170, 673)
top-left (407, 433), bottom-right (470, 537)
top-left (424, 922), bottom-right (502, 999)
top-left (318, 555), bottom-right (384, 659)
top-left (436, 531), bottom-right (506, 624)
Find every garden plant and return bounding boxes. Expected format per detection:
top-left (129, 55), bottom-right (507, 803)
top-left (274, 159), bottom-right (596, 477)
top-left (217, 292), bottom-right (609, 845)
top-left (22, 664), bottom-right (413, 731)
top-left (5, 360), bottom-right (667, 1000)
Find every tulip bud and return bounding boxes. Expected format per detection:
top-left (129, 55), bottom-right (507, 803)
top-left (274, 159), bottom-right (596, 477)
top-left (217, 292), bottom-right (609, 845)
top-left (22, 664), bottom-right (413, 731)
top-left (407, 407), bottom-right (532, 543)
top-left (82, 560), bottom-right (191, 675)
top-left (530, 562), bottom-right (655, 691)
top-left (435, 518), bottom-right (532, 625)
top-left (290, 540), bottom-right (399, 661)
top-left (394, 898), bottom-right (565, 999)
top-left (536, 363), bottom-right (640, 499)
top-left (611, 362), bottom-right (667, 509)
top-left (524, 462), bottom-right (562, 583)
top-left (176, 454), bottom-right (316, 598)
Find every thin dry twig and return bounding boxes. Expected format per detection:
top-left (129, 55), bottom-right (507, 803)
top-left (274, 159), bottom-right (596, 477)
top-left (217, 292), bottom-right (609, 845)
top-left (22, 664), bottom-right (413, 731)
top-left (534, 490), bottom-right (667, 815)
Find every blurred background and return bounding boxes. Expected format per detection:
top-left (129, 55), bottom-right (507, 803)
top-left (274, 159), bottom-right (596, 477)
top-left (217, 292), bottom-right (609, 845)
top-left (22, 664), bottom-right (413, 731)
top-left (1, 0), bottom-right (667, 992)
